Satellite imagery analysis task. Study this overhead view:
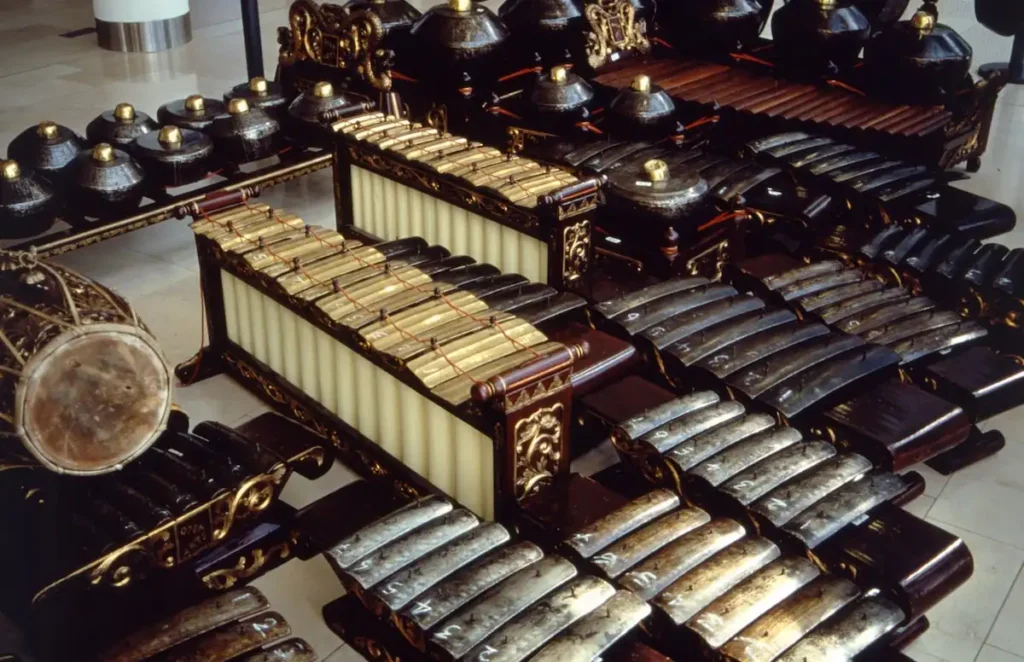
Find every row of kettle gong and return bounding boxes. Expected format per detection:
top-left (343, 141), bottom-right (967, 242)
top-left (0, 78), bottom-right (359, 238)
top-left (354, 0), bottom-right (972, 103)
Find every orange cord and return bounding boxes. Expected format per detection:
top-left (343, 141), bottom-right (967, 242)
top-left (825, 79), bottom-right (866, 96)
top-left (498, 67), bottom-right (543, 83)
top-left (696, 209), bottom-right (747, 233)
top-left (732, 52), bottom-right (775, 67)
top-left (684, 115), bottom-right (720, 131)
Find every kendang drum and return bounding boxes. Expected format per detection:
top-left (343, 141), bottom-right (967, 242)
top-left (0, 251), bottom-right (172, 475)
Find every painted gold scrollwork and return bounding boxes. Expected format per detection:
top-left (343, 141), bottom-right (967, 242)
top-left (213, 470), bottom-right (287, 541)
top-left (513, 404), bottom-right (563, 499)
top-left (88, 544), bottom-right (148, 588)
top-left (562, 220), bottom-right (591, 282)
top-left (201, 536), bottom-right (295, 590)
top-left (425, 104), bottom-right (449, 134)
top-left (583, 0), bottom-right (650, 70)
top-left (279, 0), bottom-right (392, 90)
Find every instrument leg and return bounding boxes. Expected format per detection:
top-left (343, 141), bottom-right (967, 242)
top-left (978, 31), bottom-right (1024, 84)
top-left (925, 427), bottom-right (1006, 475)
top-left (174, 346), bottom-right (227, 385)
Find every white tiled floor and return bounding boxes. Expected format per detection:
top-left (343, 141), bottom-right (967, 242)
top-left (2, 0), bottom-right (1024, 660)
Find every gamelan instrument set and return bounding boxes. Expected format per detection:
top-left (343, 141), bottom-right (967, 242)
top-left (3, 0), bottom-right (1024, 659)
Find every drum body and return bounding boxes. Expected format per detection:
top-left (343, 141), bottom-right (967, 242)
top-left (0, 254), bottom-right (172, 474)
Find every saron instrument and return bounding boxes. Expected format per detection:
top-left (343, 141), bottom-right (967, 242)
top-left (330, 110), bottom-right (602, 288)
top-left (187, 200), bottom-right (595, 518)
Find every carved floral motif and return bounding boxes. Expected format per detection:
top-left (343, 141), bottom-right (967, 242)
top-left (562, 220), bottom-right (591, 282)
top-left (584, 0), bottom-right (651, 70)
top-left (278, 0), bottom-right (392, 90)
top-left (513, 404), bottom-right (563, 499)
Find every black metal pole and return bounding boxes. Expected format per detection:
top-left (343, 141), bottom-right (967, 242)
top-left (1010, 31), bottom-right (1024, 82)
top-left (240, 0), bottom-right (264, 80)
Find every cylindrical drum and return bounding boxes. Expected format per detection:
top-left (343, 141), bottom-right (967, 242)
top-left (0, 252), bottom-right (172, 475)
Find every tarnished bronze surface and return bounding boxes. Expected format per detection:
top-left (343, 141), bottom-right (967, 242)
top-left (156, 612), bottom-right (290, 662)
top-left (719, 577), bottom-right (860, 662)
top-left (463, 577), bottom-right (617, 662)
top-left (622, 284), bottom-right (739, 338)
top-left (529, 590), bottom-right (651, 662)
top-left (343, 509), bottom-right (479, 590)
top-left (643, 296), bottom-right (766, 350)
top-left (796, 279), bottom-right (884, 313)
top-left (685, 557), bottom-right (820, 649)
top-left (776, 270), bottom-right (864, 302)
top-left (787, 143), bottom-right (855, 168)
top-left (615, 392), bottom-right (721, 443)
top-left (235, 639), bottom-right (317, 662)
top-left (727, 334), bottom-right (865, 399)
top-left (641, 401), bottom-right (747, 455)
top-left (565, 489), bottom-right (680, 559)
top-left (762, 261), bottom-right (844, 292)
top-left (751, 453), bottom-right (874, 527)
top-left (591, 507), bottom-right (711, 578)
top-left (370, 523), bottom-right (511, 613)
top-left (776, 596), bottom-right (905, 661)
top-left (808, 150), bottom-right (882, 176)
top-left (720, 441), bottom-right (837, 505)
top-left (817, 289), bottom-right (912, 325)
top-left (836, 297), bottom-right (937, 335)
top-left (666, 309), bottom-right (797, 367)
top-left (620, 518), bottom-right (746, 601)
top-left (783, 473), bottom-right (907, 548)
top-left (853, 165), bottom-right (929, 193)
top-left (99, 588), bottom-right (269, 662)
top-left (892, 322), bottom-right (988, 364)
top-left (665, 413), bottom-right (776, 472)
top-left (765, 137), bottom-right (835, 159)
top-left (689, 428), bottom-right (804, 487)
top-left (654, 537), bottom-right (780, 626)
top-left (399, 542), bottom-right (545, 635)
top-left (762, 345), bottom-right (903, 418)
top-left (327, 496), bottom-right (452, 570)
top-left (745, 132), bottom-right (811, 154)
top-left (696, 323), bottom-right (830, 379)
top-left (862, 310), bottom-right (963, 347)
top-left (593, 278), bottom-right (711, 321)
top-left (429, 555), bottom-right (577, 659)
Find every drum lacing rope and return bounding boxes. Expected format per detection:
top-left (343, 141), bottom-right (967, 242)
top-left (198, 204), bottom-right (544, 386)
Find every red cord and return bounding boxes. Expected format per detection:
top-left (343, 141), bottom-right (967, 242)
top-left (696, 209), bottom-right (747, 233)
top-left (197, 201), bottom-right (546, 385)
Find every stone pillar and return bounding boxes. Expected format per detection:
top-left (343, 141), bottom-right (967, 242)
top-left (94, 0), bottom-right (193, 52)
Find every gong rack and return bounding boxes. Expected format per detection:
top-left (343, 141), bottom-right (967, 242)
top-left (3, 147), bottom-right (332, 259)
top-left (0, 412), bottom-right (330, 613)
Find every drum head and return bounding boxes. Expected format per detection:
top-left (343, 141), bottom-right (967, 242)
top-left (15, 324), bottom-right (172, 475)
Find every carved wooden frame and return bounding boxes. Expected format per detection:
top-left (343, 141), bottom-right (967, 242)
top-left (332, 141), bottom-right (598, 288)
top-left (186, 232), bottom-right (578, 519)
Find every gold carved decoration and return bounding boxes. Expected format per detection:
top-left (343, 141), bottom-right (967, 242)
top-left (223, 351), bottom-right (423, 500)
top-left (33, 460), bottom-right (295, 604)
top-left (279, 0), bottom-right (392, 91)
top-left (562, 220), bottom-right (591, 282)
top-left (503, 372), bottom-right (569, 413)
top-left (202, 534), bottom-right (296, 590)
top-left (425, 104), bottom-right (449, 135)
top-left (513, 404), bottom-right (563, 499)
top-left (583, 0), bottom-right (650, 70)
